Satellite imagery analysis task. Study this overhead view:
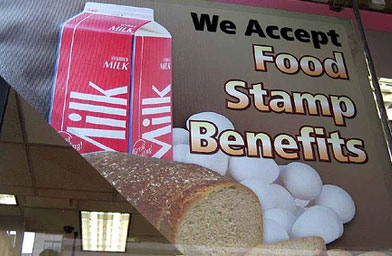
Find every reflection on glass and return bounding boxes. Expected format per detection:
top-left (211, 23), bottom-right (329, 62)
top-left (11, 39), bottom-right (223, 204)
top-left (379, 78), bottom-right (392, 120)
top-left (22, 232), bottom-right (35, 255)
top-left (81, 211), bottom-right (130, 252)
top-left (0, 194), bottom-right (17, 205)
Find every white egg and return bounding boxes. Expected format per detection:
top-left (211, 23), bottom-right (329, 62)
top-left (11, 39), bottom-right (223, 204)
top-left (309, 205), bottom-right (344, 236)
top-left (184, 150), bottom-right (229, 176)
top-left (315, 184), bottom-right (356, 224)
top-left (274, 165), bottom-right (286, 185)
top-left (264, 208), bottom-right (297, 234)
top-left (293, 206), bottom-right (306, 217)
top-left (291, 205), bottom-right (343, 244)
top-left (281, 162), bottom-right (323, 200)
top-left (229, 156), bottom-right (279, 183)
top-left (295, 198), bottom-right (310, 208)
top-left (173, 128), bottom-right (189, 145)
top-left (278, 165), bottom-right (287, 173)
top-left (263, 218), bottom-right (289, 243)
top-left (240, 181), bottom-right (296, 213)
top-left (186, 112), bottom-right (234, 134)
top-left (173, 144), bottom-right (189, 163)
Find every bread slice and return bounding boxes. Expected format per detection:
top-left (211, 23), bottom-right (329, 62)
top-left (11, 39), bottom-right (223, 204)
top-left (356, 253), bottom-right (389, 256)
top-left (84, 152), bottom-right (263, 256)
top-left (245, 237), bottom-right (326, 256)
top-left (327, 249), bottom-right (353, 256)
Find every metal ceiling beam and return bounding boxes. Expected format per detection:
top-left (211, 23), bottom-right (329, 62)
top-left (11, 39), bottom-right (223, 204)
top-left (350, 0), bottom-right (392, 157)
top-left (0, 76), bottom-right (10, 136)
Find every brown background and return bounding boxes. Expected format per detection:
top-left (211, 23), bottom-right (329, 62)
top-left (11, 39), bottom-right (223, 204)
top-left (156, 2), bottom-right (392, 250)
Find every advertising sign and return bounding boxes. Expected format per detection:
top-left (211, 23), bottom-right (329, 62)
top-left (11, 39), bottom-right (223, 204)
top-left (138, 1), bottom-right (391, 250)
top-left (0, 0), bottom-right (391, 254)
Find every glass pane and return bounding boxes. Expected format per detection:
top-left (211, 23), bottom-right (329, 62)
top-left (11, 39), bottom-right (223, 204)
top-left (0, 1), bottom-right (391, 256)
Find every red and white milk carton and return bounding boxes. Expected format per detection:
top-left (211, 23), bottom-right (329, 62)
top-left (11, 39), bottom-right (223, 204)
top-left (48, 2), bottom-right (173, 159)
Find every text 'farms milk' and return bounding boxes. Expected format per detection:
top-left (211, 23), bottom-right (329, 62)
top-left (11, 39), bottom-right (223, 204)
top-left (48, 2), bottom-right (173, 159)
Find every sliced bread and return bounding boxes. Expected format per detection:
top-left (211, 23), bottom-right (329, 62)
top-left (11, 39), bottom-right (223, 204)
top-left (245, 237), bottom-right (326, 256)
top-left (83, 152), bottom-right (263, 256)
top-left (357, 253), bottom-right (389, 256)
top-left (327, 249), bottom-right (353, 256)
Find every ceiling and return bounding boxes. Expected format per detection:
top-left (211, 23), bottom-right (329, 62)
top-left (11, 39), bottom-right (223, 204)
top-left (0, 89), bottom-right (175, 255)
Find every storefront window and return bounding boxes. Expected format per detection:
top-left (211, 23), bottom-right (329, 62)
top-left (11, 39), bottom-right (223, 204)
top-left (380, 78), bottom-right (392, 120)
top-left (1, 1), bottom-right (392, 256)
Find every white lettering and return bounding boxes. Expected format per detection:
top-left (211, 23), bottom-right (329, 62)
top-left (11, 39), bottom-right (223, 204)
top-left (67, 81), bottom-right (128, 151)
top-left (142, 125), bottom-right (172, 158)
top-left (67, 127), bottom-right (126, 151)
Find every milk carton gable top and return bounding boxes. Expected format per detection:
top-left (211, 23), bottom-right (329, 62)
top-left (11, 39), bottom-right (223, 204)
top-left (84, 2), bottom-right (154, 21)
top-left (135, 21), bottom-right (172, 38)
top-left (65, 14), bottom-right (150, 35)
top-left (83, 2), bottom-right (171, 38)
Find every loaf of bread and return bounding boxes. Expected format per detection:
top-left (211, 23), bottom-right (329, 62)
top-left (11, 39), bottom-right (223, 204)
top-left (245, 237), bottom-right (326, 256)
top-left (327, 249), bottom-right (353, 256)
top-left (83, 152), bottom-right (263, 256)
top-left (356, 253), bottom-right (389, 256)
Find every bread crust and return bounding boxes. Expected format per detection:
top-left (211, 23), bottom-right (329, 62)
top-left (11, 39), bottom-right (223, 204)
top-left (327, 249), bottom-right (353, 256)
top-left (83, 152), bottom-right (263, 244)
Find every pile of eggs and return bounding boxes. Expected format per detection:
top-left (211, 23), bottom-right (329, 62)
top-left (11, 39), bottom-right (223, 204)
top-left (173, 111), bottom-right (356, 244)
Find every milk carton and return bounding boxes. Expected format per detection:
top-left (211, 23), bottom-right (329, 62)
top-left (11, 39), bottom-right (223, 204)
top-left (48, 2), bottom-right (172, 159)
